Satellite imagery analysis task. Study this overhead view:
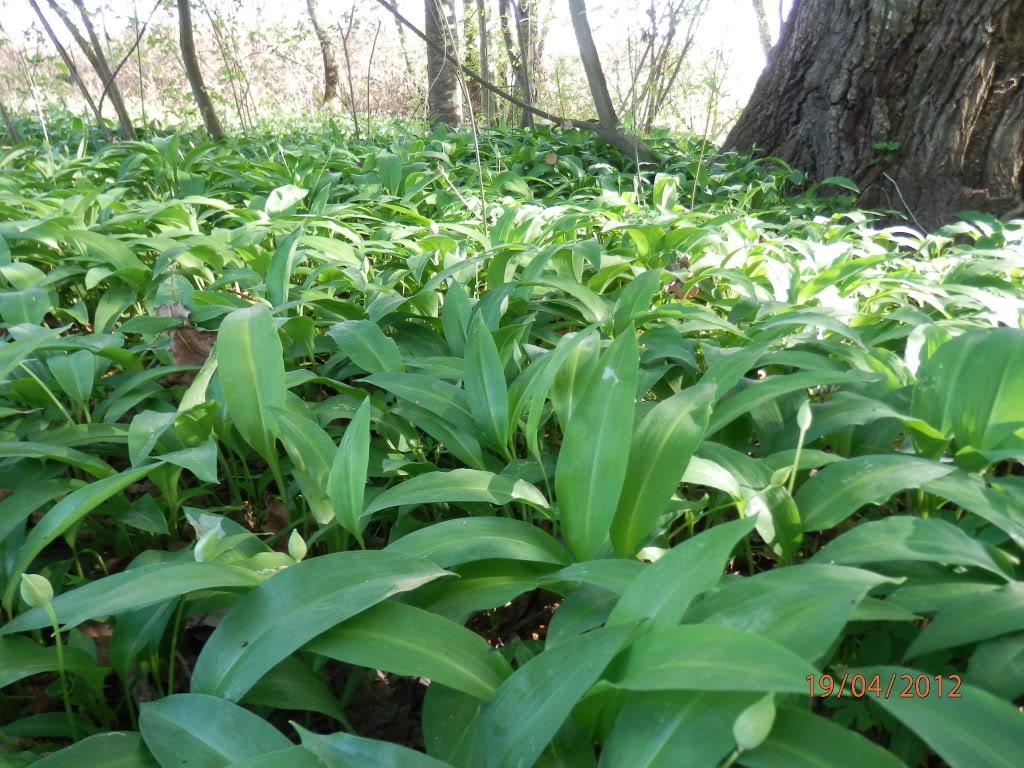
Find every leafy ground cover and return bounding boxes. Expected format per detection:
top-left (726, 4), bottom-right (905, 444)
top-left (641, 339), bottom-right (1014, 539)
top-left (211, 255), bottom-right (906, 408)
top-left (1, 117), bottom-right (1023, 767)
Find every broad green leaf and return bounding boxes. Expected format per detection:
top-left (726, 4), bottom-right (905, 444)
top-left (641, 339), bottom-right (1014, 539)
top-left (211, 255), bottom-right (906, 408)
top-left (297, 725), bottom-right (450, 767)
top-left (264, 184), bottom-right (307, 216)
top-left (738, 707), bottom-right (906, 768)
top-left (139, 694), bottom-right (291, 767)
top-left (376, 152), bottom-right (403, 195)
top-left (32, 732), bottom-right (159, 768)
top-left (243, 656), bottom-right (345, 722)
top-left (550, 330), bottom-right (599, 426)
top-left (479, 625), bottom-right (634, 768)
top-left (811, 517), bottom-right (1010, 579)
top-left (0, 635), bottom-right (99, 687)
top-left (307, 600), bottom-right (511, 700)
top-left (612, 269), bottom-right (661, 334)
top-left (227, 748), bottom-right (323, 768)
top-left (0, 441), bottom-right (114, 478)
top-left (0, 326), bottom-right (61, 381)
top-left (364, 468), bottom-right (548, 517)
top-left (0, 479), bottom-right (82, 545)
top-left (797, 455), bottom-right (955, 530)
top-left (912, 328), bottom-right (1024, 456)
top-left (3, 463), bottom-right (162, 612)
top-left (422, 683), bottom-right (486, 767)
top-left (601, 691), bottom-right (751, 768)
top-left (215, 304), bottom-right (285, 467)
top-left (387, 516), bottom-right (567, 568)
top-left (441, 279), bottom-right (471, 356)
top-left (330, 319), bottom-right (404, 374)
top-left (556, 329), bottom-right (639, 561)
top-left (329, 397), bottom-right (372, 537)
top-left (0, 286), bottom-right (50, 325)
top-left (266, 227), bottom-right (303, 307)
top-left (464, 315), bottom-right (510, 453)
top-left (608, 517), bottom-right (757, 626)
top-left (46, 349), bottom-right (95, 406)
top-left (2, 562), bottom-right (263, 635)
top-left (190, 551), bottom-right (448, 700)
top-left (610, 383), bottom-right (714, 555)
top-left (905, 582), bottom-right (1024, 659)
top-left (688, 564), bottom-right (890, 662)
top-left (606, 625), bottom-right (816, 693)
top-left (856, 665), bottom-right (1024, 768)
top-left (408, 560), bottom-right (552, 622)
top-left (364, 372), bottom-right (476, 434)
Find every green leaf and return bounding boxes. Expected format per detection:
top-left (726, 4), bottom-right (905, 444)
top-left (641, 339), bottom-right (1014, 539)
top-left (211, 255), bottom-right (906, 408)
top-left (215, 304), bottom-right (285, 467)
top-left (555, 329), bottom-right (639, 560)
top-left (297, 724), bottom-right (450, 767)
top-left (226, 748), bottom-right (323, 768)
top-left (330, 320), bottom-right (404, 374)
top-left (266, 227), bottom-right (303, 307)
top-left (441, 280), bottom-right (471, 356)
top-left (606, 625), bottom-right (816, 693)
top-left (264, 184), bottom-right (307, 216)
top-left (810, 517), bottom-right (1011, 579)
top-left (0, 441), bottom-right (114, 478)
top-left (738, 708), bottom-right (906, 768)
top-left (855, 665), bottom-right (1024, 768)
top-left (608, 517), bottom-right (757, 626)
top-left (46, 349), bottom-right (95, 406)
top-left (464, 314), bottom-right (510, 453)
top-left (797, 455), bottom-right (955, 531)
top-left (364, 468), bottom-right (548, 517)
top-left (2, 561), bottom-right (262, 635)
top-left (243, 657), bottom-right (345, 723)
top-left (32, 732), bottom-right (159, 767)
top-left (387, 516), bottom-right (567, 568)
top-left (307, 600), bottom-right (511, 700)
top-left (905, 582), bottom-right (1024, 659)
top-left (601, 691), bottom-right (751, 768)
top-left (190, 551), bottom-right (449, 701)
top-left (139, 694), bottom-right (291, 767)
top-left (610, 383), bottom-right (714, 555)
top-left (479, 625), bottom-right (634, 768)
top-left (912, 328), bottom-right (1024, 456)
top-left (364, 373), bottom-right (476, 434)
top-left (3, 463), bottom-right (162, 612)
top-left (0, 286), bottom-right (51, 325)
top-left (0, 635), bottom-right (99, 687)
top-left (0, 326), bottom-right (61, 381)
top-left (376, 152), bottom-right (403, 195)
top-left (612, 269), bottom-right (660, 334)
top-left (329, 397), bottom-right (372, 537)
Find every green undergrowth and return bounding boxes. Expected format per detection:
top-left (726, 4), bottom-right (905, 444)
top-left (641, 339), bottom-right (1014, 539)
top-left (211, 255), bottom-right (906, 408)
top-left (0, 116), bottom-right (1023, 767)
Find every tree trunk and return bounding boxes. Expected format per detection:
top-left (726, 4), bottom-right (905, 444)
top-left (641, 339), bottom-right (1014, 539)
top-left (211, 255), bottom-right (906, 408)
top-left (477, 0), bottom-right (492, 121)
top-left (515, 0), bottom-right (534, 127)
top-left (0, 102), bottom-right (21, 143)
top-left (306, 0), bottom-right (341, 106)
top-left (727, 0), bottom-right (1024, 228)
top-left (568, 0), bottom-right (655, 163)
top-left (751, 0), bottom-right (773, 61)
top-left (463, 0), bottom-right (482, 114)
top-left (425, 0), bottom-right (463, 126)
top-left (68, 0), bottom-right (136, 139)
top-left (498, 0), bottom-right (532, 126)
top-left (176, 0), bottom-right (225, 140)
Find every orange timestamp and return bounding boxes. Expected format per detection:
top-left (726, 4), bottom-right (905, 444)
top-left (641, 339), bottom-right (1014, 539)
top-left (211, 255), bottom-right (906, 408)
top-left (807, 672), bottom-right (962, 699)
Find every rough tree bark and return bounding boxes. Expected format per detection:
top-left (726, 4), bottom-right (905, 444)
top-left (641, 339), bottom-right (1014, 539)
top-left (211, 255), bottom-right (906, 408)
top-left (176, 0), bottom-right (225, 140)
top-left (750, 0), bottom-right (773, 61)
top-left (306, 0), bottom-right (341, 106)
top-left (425, 0), bottom-right (463, 126)
top-left (498, 0), bottom-right (533, 127)
top-left (568, 0), bottom-right (655, 163)
top-left (727, 0), bottom-right (1024, 227)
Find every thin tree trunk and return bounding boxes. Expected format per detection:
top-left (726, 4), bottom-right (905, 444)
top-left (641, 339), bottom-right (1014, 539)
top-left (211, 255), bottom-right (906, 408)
top-left (27, 0), bottom-right (112, 140)
top-left (379, 0), bottom-right (656, 164)
top-left (751, 0), bottom-right (773, 62)
top-left (567, 0), bottom-right (655, 163)
top-left (463, 0), bottom-right (482, 114)
top-left (425, 0), bottom-right (463, 126)
top-left (727, 0), bottom-right (1024, 227)
top-left (0, 102), bottom-right (21, 143)
top-left (175, 0), bottom-right (225, 140)
top-left (306, 0), bottom-right (341, 106)
top-left (68, 0), bottom-right (135, 138)
top-left (498, 0), bottom-right (532, 126)
top-left (515, 0), bottom-right (533, 127)
top-left (477, 0), bottom-right (492, 120)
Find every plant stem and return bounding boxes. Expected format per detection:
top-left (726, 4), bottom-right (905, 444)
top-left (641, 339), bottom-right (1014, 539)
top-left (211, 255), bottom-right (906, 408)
top-left (44, 604), bottom-right (78, 741)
